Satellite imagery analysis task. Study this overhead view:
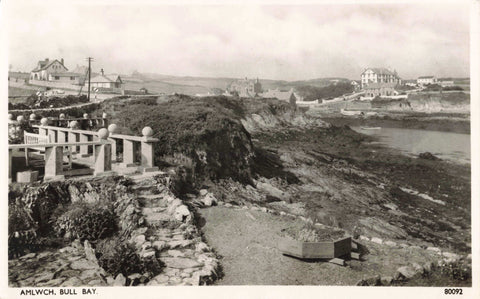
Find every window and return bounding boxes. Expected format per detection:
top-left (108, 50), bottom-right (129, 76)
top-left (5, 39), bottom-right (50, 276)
top-left (70, 76), bottom-right (75, 80)
top-left (54, 76), bottom-right (60, 80)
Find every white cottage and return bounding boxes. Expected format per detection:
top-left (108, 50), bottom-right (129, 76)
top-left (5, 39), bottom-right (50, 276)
top-left (90, 69), bottom-right (123, 89)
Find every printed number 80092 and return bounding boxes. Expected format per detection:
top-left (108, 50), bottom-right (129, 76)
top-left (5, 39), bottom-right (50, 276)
top-left (444, 289), bottom-right (463, 295)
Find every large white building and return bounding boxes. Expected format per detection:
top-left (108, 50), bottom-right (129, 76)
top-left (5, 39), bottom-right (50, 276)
top-left (30, 58), bottom-right (84, 85)
top-left (361, 68), bottom-right (401, 89)
top-left (417, 76), bottom-right (437, 85)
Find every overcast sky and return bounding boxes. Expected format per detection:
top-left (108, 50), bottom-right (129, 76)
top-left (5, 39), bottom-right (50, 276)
top-left (6, 1), bottom-right (470, 80)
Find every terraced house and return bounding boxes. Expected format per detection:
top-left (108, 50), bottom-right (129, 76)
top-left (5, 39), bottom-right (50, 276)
top-left (361, 67), bottom-right (401, 88)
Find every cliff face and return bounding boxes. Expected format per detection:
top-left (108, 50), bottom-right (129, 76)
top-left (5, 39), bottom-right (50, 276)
top-left (239, 99), bottom-right (328, 133)
top-left (371, 92), bottom-right (470, 113)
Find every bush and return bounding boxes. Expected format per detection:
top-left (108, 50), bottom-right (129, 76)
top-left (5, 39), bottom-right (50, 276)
top-left (54, 201), bottom-right (117, 242)
top-left (95, 237), bottom-right (145, 277)
top-left (438, 260), bottom-right (471, 281)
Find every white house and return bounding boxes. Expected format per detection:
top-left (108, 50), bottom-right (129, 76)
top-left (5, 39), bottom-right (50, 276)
top-left (417, 76), bottom-right (437, 85)
top-left (30, 58), bottom-right (68, 81)
top-left (90, 69), bottom-right (123, 89)
top-left (361, 68), bottom-right (401, 89)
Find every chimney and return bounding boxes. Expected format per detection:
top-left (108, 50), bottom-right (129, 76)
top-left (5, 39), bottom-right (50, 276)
top-left (61, 58), bottom-right (64, 65)
top-left (45, 58), bottom-right (49, 63)
top-left (101, 68), bottom-right (104, 76)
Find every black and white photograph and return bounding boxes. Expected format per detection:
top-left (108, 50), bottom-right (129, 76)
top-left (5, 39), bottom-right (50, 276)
top-left (1, 0), bottom-right (478, 298)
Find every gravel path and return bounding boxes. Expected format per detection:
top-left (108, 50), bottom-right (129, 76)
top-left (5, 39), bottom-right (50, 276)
top-left (198, 206), bottom-right (440, 285)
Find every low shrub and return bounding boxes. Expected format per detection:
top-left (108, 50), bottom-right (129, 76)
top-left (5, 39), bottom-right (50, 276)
top-left (54, 201), bottom-right (117, 242)
top-left (95, 236), bottom-right (150, 277)
top-left (438, 259), bottom-right (471, 281)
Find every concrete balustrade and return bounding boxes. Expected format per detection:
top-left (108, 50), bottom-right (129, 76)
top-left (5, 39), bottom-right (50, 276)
top-left (32, 122), bottom-right (159, 173)
top-left (9, 140), bottom-right (112, 181)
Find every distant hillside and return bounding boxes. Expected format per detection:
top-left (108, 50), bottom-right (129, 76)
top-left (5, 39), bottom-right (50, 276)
top-left (123, 72), bottom-right (352, 95)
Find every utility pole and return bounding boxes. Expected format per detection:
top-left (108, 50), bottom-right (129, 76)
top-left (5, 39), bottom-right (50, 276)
top-left (86, 57), bottom-right (94, 101)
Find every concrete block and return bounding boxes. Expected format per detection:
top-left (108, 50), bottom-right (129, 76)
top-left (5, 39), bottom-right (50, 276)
top-left (279, 237), bottom-right (351, 259)
top-left (17, 170), bottom-right (39, 183)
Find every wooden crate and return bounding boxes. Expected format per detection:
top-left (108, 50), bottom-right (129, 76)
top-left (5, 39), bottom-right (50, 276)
top-left (278, 236), bottom-right (351, 259)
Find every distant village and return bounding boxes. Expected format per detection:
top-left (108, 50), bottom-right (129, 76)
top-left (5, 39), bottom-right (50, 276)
top-left (8, 57), bottom-right (461, 104)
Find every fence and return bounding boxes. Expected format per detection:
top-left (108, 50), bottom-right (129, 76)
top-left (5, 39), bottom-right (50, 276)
top-left (9, 117), bottom-right (159, 182)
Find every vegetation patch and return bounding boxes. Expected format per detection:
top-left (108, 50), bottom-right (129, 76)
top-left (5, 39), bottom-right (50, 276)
top-left (281, 223), bottom-right (345, 242)
top-left (54, 201), bottom-right (117, 242)
top-left (95, 236), bottom-right (163, 278)
top-left (9, 94), bottom-right (89, 110)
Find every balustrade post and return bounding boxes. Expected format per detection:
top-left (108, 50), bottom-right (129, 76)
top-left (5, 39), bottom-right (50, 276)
top-left (108, 124), bottom-right (118, 162)
top-left (9, 149), bottom-right (12, 183)
top-left (94, 129), bottom-right (114, 176)
top-left (39, 118), bottom-right (49, 136)
top-left (122, 139), bottom-right (136, 167)
top-left (79, 133), bottom-right (89, 157)
top-left (68, 131), bottom-right (78, 153)
top-left (48, 128), bottom-right (57, 143)
top-left (44, 145), bottom-right (64, 181)
top-left (68, 121), bottom-right (79, 153)
top-left (140, 126), bottom-right (159, 172)
top-left (57, 130), bottom-right (67, 143)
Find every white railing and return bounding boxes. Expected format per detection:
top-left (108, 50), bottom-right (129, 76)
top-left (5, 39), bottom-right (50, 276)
top-left (9, 113), bottom-right (160, 183)
top-left (32, 120), bottom-right (159, 172)
top-left (9, 140), bottom-right (112, 182)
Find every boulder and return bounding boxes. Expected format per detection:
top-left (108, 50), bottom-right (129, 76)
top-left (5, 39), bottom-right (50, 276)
top-left (395, 265), bottom-right (416, 280)
top-left (174, 205), bottom-right (191, 222)
top-left (128, 273), bottom-right (142, 286)
top-left (195, 242), bottom-right (209, 253)
top-left (70, 259), bottom-right (99, 270)
top-left (133, 235), bottom-right (146, 247)
top-left (418, 152), bottom-right (440, 160)
top-left (84, 240), bottom-right (97, 263)
top-left (199, 189), bottom-right (208, 196)
top-left (114, 274), bottom-right (126, 286)
top-left (380, 276), bottom-right (393, 285)
top-left (201, 193), bottom-right (218, 207)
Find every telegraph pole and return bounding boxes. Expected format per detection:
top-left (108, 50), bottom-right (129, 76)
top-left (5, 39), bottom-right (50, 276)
top-left (86, 57), bottom-right (94, 101)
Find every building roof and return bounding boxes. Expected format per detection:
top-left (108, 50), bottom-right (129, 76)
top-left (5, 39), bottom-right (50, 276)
top-left (32, 59), bottom-right (68, 72)
top-left (418, 76), bottom-right (435, 79)
top-left (91, 74), bottom-right (122, 83)
top-left (362, 67), bottom-right (398, 76)
top-left (71, 65), bottom-right (89, 75)
top-left (364, 82), bottom-right (398, 89)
